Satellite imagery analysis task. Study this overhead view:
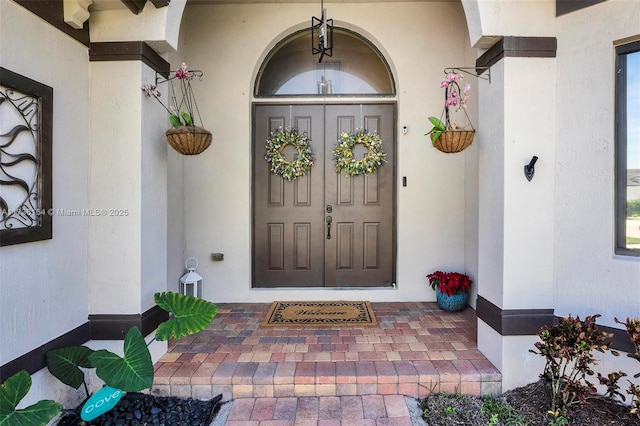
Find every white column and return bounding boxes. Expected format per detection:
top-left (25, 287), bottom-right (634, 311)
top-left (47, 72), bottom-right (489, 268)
top-left (477, 55), bottom-right (556, 390)
top-left (88, 60), bottom-right (168, 315)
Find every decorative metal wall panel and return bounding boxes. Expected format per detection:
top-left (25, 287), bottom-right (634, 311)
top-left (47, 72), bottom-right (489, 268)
top-left (0, 68), bottom-right (52, 246)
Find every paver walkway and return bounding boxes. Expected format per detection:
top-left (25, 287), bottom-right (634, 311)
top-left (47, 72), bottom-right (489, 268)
top-left (152, 302), bottom-right (501, 424)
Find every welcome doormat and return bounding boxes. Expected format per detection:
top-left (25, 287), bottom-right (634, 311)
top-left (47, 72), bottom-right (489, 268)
top-left (261, 301), bottom-right (377, 327)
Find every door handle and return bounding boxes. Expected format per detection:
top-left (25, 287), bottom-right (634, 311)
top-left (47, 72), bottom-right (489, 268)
top-left (326, 215), bottom-right (332, 239)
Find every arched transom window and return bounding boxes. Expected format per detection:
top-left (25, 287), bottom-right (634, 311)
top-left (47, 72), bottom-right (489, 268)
top-left (256, 28), bottom-right (395, 96)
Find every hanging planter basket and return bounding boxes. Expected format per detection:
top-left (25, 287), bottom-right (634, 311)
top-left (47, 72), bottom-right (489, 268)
top-left (166, 126), bottom-right (212, 155)
top-left (433, 129), bottom-right (475, 154)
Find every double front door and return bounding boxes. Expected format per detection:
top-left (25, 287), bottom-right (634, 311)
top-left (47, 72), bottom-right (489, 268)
top-left (253, 104), bottom-right (395, 288)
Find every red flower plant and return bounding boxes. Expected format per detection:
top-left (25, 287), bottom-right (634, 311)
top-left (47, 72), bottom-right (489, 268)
top-left (426, 271), bottom-right (472, 296)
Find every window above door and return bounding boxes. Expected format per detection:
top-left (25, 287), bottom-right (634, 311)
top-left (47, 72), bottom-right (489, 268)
top-left (255, 28), bottom-right (395, 97)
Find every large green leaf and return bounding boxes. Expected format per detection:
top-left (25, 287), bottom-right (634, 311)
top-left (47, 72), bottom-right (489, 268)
top-left (154, 292), bottom-right (218, 341)
top-left (169, 114), bottom-right (182, 128)
top-left (46, 346), bottom-right (94, 389)
top-left (180, 111), bottom-right (193, 126)
top-left (0, 370), bottom-right (61, 426)
top-left (89, 327), bottom-right (153, 392)
top-left (428, 116), bottom-right (446, 131)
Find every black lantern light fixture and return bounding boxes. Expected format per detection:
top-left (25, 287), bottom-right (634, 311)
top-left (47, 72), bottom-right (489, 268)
top-left (311, 0), bottom-right (333, 63)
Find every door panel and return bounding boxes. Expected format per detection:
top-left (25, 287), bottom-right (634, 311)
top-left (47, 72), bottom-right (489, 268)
top-left (324, 104), bottom-right (394, 287)
top-left (254, 105), bottom-right (325, 287)
top-left (253, 104), bottom-right (394, 288)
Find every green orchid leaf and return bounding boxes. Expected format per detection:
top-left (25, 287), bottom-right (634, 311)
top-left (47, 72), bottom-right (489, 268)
top-left (0, 370), bottom-right (61, 426)
top-left (180, 111), bottom-right (193, 126)
top-left (89, 327), bottom-right (153, 392)
top-left (428, 116), bottom-right (446, 131)
top-left (169, 114), bottom-right (182, 128)
top-left (154, 292), bottom-right (218, 341)
top-left (430, 131), bottom-right (443, 143)
top-left (46, 346), bottom-right (94, 389)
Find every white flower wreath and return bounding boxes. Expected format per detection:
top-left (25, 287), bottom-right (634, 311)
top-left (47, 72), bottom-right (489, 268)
top-left (265, 127), bottom-right (314, 181)
top-left (333, 130), bottom-right (387, 176)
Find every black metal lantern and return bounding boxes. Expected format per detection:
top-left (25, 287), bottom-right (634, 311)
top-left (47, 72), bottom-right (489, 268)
top-left (311, 0), bottom-right (333, 63)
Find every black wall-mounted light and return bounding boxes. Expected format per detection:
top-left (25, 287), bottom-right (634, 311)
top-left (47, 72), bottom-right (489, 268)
top-left (524, 156), bottom-right (538, 181)
top-left (311, 0), bottom-right (333, 63)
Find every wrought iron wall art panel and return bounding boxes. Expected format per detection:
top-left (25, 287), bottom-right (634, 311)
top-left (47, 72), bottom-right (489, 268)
top-left (0, 68), bottom-right (53, 246)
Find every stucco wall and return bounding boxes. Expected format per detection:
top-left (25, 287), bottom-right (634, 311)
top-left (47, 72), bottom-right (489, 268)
top-left (554, 0), bottom-right (640, 328)
top-left (0, 0), bottom-right (90, 405)
top-left (172, 1), bottom-right (478, 302)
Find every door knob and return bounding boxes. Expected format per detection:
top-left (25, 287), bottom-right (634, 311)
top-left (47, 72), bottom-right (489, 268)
top-left (326, 215), bottom-right (332, 239)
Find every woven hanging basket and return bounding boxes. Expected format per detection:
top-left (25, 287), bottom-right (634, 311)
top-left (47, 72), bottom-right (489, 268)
top-left (165, 126), bottom-right (212, 155)
top-left (433, 130), bottom-right (475, 153)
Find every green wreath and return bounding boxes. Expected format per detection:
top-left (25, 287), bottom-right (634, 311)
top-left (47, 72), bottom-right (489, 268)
top-left (265, 127), bottom-right (314, 181)
top-left (333, 130), bottom-right (387, 176)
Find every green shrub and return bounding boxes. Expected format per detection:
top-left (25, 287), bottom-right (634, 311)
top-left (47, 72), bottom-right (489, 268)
top-left (529, 314), bottom-right (614, 415)
top-left (628, 198), bottom-right (640, 217)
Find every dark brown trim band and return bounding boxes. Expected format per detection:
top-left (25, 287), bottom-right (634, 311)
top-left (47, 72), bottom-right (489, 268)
top-left (476, 295), bottom-right (635, 353)
top-left (476, 295), bottom-right (555, 336)
top-left (121, 0), bottom-right (147, 15)
top-left (89, 42), bottom-right (170, 78)
top-left (0, 305), bottom-right (168, 381)
top-left (150, 0), bottom-right (171, 7)
top-left (13, 0), bottom-right (90, 47)
top-left (0, 322), bottom-right (90, 382)
top-left (88, 305), bottom-right (169, 340)
top-left (556, 0), bottom-right (607, 17)
top-left (476, 36), bottom-right (557, 74)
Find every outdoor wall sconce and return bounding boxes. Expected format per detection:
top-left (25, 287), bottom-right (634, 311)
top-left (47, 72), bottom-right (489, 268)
top-left (179, 257), bottom-right (203, 298)
top-left (524, 156), bottom-right (538, 181)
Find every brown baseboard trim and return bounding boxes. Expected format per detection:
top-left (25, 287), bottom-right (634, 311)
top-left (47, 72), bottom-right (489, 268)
top-left (0, 305), bottom-right (168, 381)
top-left (0, 322), bottom-right (90, 382)
top-left (89, 305), bottom-right (169, 340)
top-left (89, 42), bottom-right (170, 78)
top-left (13, 0), bottom-right (90, 46)
top-left (476, 295), bottom-right (555, 336)
top-left (476, 295), bottom-right (634, 352)
top-left (476, 36), bottom-right (557, 74)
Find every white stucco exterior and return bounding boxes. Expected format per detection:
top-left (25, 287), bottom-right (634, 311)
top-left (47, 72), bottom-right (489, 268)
top-left (554, 0), bottom-right (640, 326)
top-left (0, 0), bottom-right (91, 369)
top-left (172, 1), bottom-right (478, 304)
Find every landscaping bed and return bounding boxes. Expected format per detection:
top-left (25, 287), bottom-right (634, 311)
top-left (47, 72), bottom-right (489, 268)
top-left (419, 380), bottom-right (638, 426)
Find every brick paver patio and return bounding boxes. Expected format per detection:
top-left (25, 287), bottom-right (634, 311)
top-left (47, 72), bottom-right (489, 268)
top-left (151, 302), bottom-right (501, 424)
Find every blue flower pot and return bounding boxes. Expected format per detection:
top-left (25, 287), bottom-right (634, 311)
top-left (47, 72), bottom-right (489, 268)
top-left (435, 290), bottom-right (468, 312)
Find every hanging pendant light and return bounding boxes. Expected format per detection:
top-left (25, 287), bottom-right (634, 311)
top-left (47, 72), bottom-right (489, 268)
top-left (311, 0), bottom-right (333, 63)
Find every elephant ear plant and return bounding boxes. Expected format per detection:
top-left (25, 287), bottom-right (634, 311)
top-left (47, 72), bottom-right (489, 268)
top-left (45, 292), bottom-right (218, 421)
top-left (0, 370), bottom-right (62, 426)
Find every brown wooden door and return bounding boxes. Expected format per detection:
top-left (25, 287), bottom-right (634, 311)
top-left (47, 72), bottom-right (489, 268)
top-left (253, 104), bottom-right (395, 288)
